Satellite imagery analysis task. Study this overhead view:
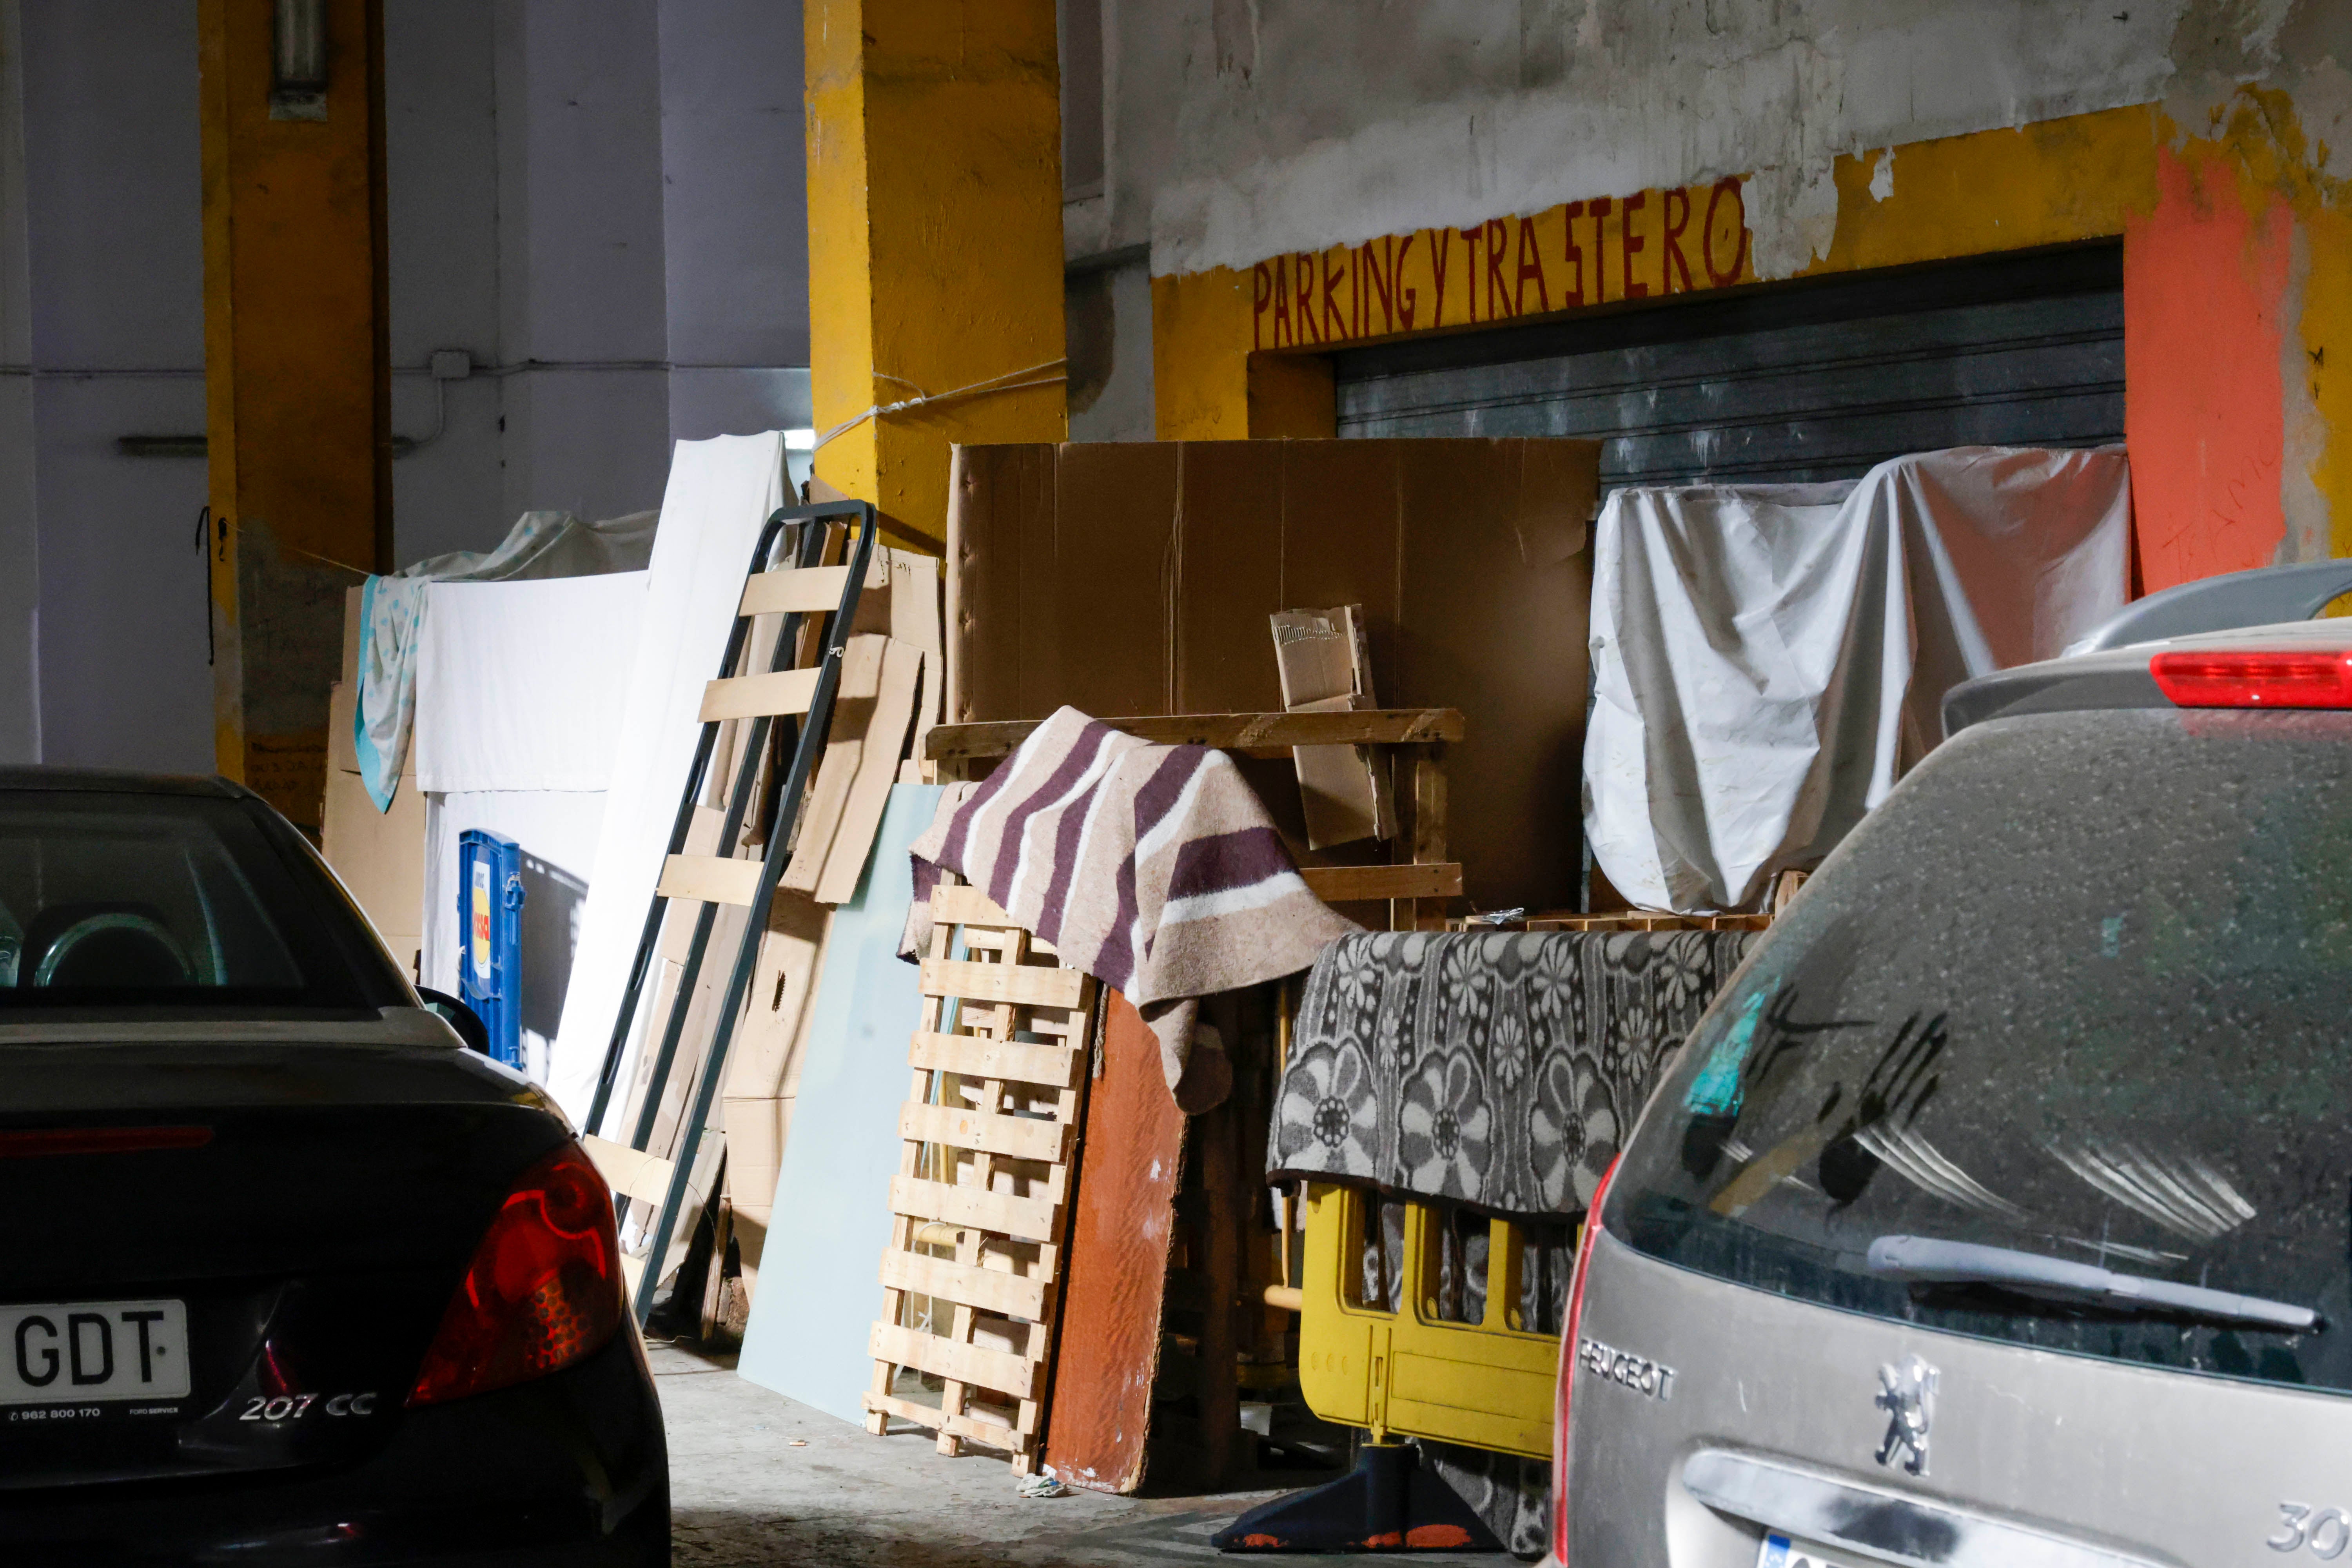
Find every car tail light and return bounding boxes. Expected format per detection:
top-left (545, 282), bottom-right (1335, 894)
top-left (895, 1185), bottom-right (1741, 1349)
top-left (2149, 648), bottom-right (2352, 708)
top-left (1551, 1154), bottom-right (1622, 1566)
top-left (409, 1143), bottom-right (623, 1406)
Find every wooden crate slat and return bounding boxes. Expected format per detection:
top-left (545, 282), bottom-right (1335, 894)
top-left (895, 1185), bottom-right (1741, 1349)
top-left (700, 667), bottom-right (821, 722)
top-left (899, 1100), bottom-right (1073, 1165)
top-left (924, 707), bottom-right (1465, 762)
top-left (919, 956), bottom-right (1087, 1011)
top-left (1299, 861), bottom-right (1463, 903)
top-left (739, 563), bottom-right (853, 616)
top-left (863, 1390), bottom-right (1038, 1448)
top-left (656, 853), bottom-right (762, 907)
top-left (870, 1322), bottom-right (1036, 1399)
top-left (930, 882), bottom-right (1021, 929)
top-left (889, 1174), bottom-right (1059, 1241)
top-left (906, 1029), bottom-right (1081, 1088)
top-left (880, 1248), bottom-right (1051, 1321)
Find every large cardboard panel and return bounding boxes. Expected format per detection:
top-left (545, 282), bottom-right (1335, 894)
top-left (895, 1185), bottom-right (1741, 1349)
top-left (944, 438), bottom-right (1599, 911)
top-left (320, 762), bottom-right (425, 975)
top-left (1397, 440), bottom-right (1593, 911)
top-left (1172, 443), bottom-right (1285, 713)
top-left (735, 783), bottom-right (946, 1426)
top-left (1044, 443), bottom-right (1179, 717)
top-left (1042, 988), bottom-right (1187, 1494)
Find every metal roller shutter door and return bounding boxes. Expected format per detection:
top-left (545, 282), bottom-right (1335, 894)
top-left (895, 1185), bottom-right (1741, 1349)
top-left (1334, 244), bottom-right (2123, 489)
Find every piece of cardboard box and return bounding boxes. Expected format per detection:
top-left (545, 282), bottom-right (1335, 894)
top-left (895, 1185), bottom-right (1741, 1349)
top-left (947, 439), bottom-right (1598, 912)
top-left (1272, 606), bottom-right (1394, 849)
top-left (321, 757), bottom-right (426, 976)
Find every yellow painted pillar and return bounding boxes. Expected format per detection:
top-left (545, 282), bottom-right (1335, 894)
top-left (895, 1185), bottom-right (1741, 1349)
top-left (806, 0), bottom-right (1066, 548)
top-left (199, 0), bottom-right (390, 829)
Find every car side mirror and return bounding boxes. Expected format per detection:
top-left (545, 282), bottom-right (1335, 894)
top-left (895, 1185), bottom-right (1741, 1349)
top-left (416, 986), bottom-right (492, 1055)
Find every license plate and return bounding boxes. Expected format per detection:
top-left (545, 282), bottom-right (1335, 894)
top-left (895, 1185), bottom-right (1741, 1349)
top-left (1757, 1532), bottom-right (1873, 1568)
top-left (0, 1299), bottom-right (191, 1417)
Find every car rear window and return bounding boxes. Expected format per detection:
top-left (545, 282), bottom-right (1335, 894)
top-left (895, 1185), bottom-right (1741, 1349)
top-left (1608, 708), bottom-right (2352, 1396)
top-left (0, 790), bottom-right (394, 1011)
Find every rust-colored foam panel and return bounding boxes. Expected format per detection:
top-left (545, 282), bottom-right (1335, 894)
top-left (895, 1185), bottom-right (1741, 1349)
top-left (1044, 989), bottom-right (1187, 1494)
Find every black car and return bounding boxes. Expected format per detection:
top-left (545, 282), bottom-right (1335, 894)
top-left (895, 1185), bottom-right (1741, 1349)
top-left (0, 769), bottom-right (666, 1564)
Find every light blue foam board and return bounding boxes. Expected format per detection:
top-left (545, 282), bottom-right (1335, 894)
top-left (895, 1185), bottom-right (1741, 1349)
top-left (735, 782), bottom-right (944, 1424)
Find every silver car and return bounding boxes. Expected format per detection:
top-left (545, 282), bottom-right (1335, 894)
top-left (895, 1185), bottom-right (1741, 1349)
top-left (1553, 618), bottom-right (2352, 1568)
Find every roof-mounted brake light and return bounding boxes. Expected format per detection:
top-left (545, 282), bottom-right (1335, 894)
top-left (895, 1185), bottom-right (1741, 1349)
top-left (2149, 649), bottom-right (2352, 710)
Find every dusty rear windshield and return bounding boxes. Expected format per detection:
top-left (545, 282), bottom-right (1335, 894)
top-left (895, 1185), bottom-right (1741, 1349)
top-left (0, 791), bottom-right (390, 1011)
top-left (1608, 708), bottom-right (2352, 1395)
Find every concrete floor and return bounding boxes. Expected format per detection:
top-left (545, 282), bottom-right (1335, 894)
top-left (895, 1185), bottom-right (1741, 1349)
top-left (652, 1343), bottom-right (1504, 1566)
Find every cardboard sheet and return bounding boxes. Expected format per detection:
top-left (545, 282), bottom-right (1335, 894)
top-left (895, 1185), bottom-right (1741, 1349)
top-left (546, 433), bottom-right (787, 1124)
top-left (322, 673), bottom-right (425, 976)
top-left (946, 439), bottom-right (1598, 913)
top-left (735, 783), bottom-right (945, 1426)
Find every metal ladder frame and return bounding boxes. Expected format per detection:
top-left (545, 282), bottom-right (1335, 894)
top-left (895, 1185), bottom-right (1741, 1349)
top-left (583, 496), bottom-right (882, 1324)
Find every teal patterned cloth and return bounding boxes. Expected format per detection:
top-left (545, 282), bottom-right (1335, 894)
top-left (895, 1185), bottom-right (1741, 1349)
top-left (1268, 929), bottom-right (1756, 1219)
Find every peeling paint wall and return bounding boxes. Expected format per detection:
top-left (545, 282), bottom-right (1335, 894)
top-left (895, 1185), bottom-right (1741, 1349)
top-left (1112, 0), bottom-right (2352, 579)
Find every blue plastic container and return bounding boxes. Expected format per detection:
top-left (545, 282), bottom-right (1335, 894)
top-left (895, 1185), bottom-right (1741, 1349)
top-left (457, 829), bottom-right (525, 1068)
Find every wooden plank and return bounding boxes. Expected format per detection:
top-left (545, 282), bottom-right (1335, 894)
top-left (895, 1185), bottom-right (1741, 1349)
top-left (780, 635), bottom-right (889, 896)
top-left (1042, 989), bottom-right (1188, 1496)
top-left (657, 853), bottom-right (763, 907)
top-left (923, 708), bottom-right (1465, 762)
top-left (931, 882), bottom-right (1020, 930)
top-left (879, 1249), bottom-right (1050, 1321)
top-left (809, 638), bottom-right (924, 904)
top-left (889, 1174), bottom-right (1060, 1242)
top-left (906, 1029), bottom-right (1080, 1089)
top-left (863, 1390), bottom-right (1033, 1452)
top-left (1299, 862), bottom-right (1462, 903)
top-left (919, 956), bottom-right (1087, 1011)
top-left (701, 667), bottom-right (822, 722)
top-left (870, 1322), bottom-right (1035, 1399)
top-left (899, 1100), bottom-right (1072, 1165)
top-left (739, 563), bottom-right (852, 617)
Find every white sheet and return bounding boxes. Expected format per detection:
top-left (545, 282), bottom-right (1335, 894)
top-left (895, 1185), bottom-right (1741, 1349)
top-left (414, 573), bottom-right (648, 794)
top-left (546, 433), bottom-right (788, 1124)
top-left (422, 789), bottom-right (611, 1084)
top-left (1584, 446), bottom-right (2131, 914)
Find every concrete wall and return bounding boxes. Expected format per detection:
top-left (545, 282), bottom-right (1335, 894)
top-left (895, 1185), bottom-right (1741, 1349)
top-left (1, 0), bottom-right (812, 769)
top-left (1125, 1), bottom-right (2352, 575)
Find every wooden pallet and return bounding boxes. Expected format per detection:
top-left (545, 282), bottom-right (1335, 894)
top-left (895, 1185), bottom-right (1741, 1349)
top-left (863, 881), bottom-right (1096, 1473)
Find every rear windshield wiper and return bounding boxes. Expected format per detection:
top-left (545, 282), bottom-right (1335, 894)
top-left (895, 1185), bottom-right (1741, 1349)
top-left (1867, 1234), bottom-right (2321, 1332)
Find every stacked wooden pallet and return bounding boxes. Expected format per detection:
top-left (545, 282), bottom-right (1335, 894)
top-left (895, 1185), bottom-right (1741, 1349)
top-left (864, 882), bottom-right (1097, 1474)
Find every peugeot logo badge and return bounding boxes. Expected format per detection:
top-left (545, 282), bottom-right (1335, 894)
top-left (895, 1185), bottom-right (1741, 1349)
top-left (1873, 1355), bottom-right (1938, 1477)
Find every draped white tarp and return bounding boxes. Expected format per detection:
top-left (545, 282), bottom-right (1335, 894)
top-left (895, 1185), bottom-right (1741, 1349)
top-left (414, 573), bottom-right (647, 795)
top-left (1584, 446), bottom-right (2132, 914)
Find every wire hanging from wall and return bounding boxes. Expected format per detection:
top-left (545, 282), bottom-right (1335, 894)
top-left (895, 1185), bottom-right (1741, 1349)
top-left (811, 359), bottom-right (1069, 451)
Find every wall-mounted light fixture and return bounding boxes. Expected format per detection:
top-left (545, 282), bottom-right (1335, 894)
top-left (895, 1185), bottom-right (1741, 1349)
top-left (269, 0), bottom-right (328, 121)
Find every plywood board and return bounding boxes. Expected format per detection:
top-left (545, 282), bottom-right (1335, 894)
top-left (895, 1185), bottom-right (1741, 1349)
top-left (735, 784), bottom-right (946, 1426)
top-left (792, 636), bottom-right (924, 905)
top-left (1042, 989), bottom-right (1188, 1495)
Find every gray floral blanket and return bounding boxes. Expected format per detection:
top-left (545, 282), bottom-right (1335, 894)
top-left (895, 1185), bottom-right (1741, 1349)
top-left (1269, 930), bottom-right (1757, 1219)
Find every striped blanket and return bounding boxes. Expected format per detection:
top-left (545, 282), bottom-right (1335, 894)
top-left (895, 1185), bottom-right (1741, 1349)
top-left (904, 708), bottom-right (1358, 1106)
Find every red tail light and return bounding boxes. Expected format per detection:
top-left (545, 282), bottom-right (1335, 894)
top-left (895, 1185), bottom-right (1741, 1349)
top-left (2150, 648), bottom-right (2352, 708)
top-left (1551, 1153), bottom-right (1622, 1566)
top-left (409, 1143), bottom-right (623, 1406)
